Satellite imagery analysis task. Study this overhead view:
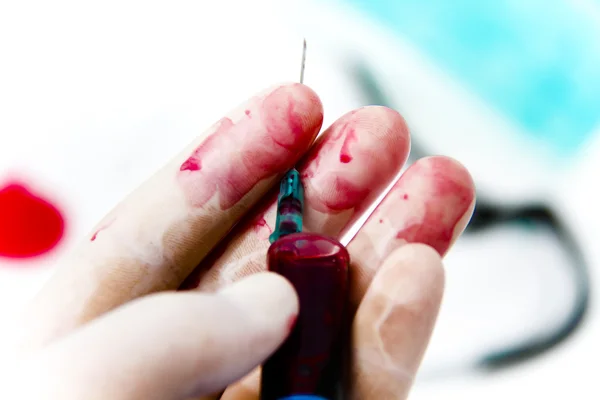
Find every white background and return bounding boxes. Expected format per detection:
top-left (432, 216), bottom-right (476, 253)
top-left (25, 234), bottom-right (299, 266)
top-left (1, 0), bottom-right (599, 398)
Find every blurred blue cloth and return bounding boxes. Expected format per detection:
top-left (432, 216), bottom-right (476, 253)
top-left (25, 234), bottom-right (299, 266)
top-left (343, 0), bottom-right (600, 155)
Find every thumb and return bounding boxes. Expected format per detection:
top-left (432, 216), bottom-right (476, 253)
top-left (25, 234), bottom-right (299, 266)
top-left (14, 272), bottom-right (298, 400)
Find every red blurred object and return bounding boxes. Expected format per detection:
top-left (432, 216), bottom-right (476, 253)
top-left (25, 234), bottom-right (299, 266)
top-left (261, 232), bottom-right (349, 400)
top-left (0, 182), bottom-right (65, 259)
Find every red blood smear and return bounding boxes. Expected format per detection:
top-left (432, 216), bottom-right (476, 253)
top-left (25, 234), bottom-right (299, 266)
top-left (177, 85), bottom-right (321, 210)
top-left (0, 183), bottom-right (65, 259)
top-left (394, 158), bottom-right (473, 256)
top-left (180, 118), bottom-right (235, 173)
top-left (322, 177), bottom-right (370, 212)
top-left (339, 127), bottom-right (357, 164)
top-left (252, 215), bottom-right (271, 240)
top-left (339, 154), bottom-right (352, 163)
top-left (90, 217), bottom-right (115, 242)
top-left (262, 232), bottom-right (349, 400)
top-left (299, 110), bottom-right (406, 216)
top-left (300, 119), bottom-right (351, 179)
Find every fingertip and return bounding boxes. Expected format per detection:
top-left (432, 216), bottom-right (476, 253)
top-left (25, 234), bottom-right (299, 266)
top-left (351, 244), bottom-right (446, 398)
top-left (261, 82), bottom-right (324, 142)
top-left (295, 83), bottom-right (324, 117)
top-left (218, 272), bottom-right (299, 333)
top-left (284, 82), bottom-right (324, 122)
top-left (355, 105), bottom-right (410, 138)
top-left (377, 243), bottom-right (445, 304)
top-left (298, 104), bottom-right (411, 230)
top-left (388, 155), bottom-right (475, 256)
top-left (416, 156), bottom-right (476, 248)
top-left (419, 155), bottom-right (476, 194)
top-left (341, 106), bottom-right (410, 160)
top-left (351, 105), bottom-right (411, 166)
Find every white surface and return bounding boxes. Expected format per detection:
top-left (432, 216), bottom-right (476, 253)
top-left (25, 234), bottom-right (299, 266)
top-left (0, 1), bottom-right (599, 399)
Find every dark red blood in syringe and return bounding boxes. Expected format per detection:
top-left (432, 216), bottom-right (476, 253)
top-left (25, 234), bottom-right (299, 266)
top-left (0, 182), bottom-right (65, 259)
top-left (262, 232), bottom-right (349, 400)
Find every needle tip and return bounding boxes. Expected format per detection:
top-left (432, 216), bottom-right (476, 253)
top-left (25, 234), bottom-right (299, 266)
top-left (300, 38), bottom-right (307, 84)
